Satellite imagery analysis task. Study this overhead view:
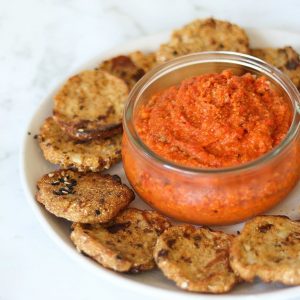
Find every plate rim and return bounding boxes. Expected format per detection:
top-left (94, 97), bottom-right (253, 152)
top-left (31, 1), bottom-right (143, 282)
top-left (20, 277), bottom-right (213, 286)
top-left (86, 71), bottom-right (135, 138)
top-left (20, 28), bottom-right (300, 300)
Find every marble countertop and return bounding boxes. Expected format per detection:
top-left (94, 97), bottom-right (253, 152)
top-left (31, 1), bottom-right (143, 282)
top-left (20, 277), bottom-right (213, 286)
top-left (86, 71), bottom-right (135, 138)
top-left (2, 0), bottom-right (300, 299)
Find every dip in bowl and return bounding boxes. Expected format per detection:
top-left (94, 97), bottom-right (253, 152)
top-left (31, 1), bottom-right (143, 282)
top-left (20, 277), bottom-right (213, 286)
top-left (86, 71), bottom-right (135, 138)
top-left (122, 52), bottom-right (300, 225)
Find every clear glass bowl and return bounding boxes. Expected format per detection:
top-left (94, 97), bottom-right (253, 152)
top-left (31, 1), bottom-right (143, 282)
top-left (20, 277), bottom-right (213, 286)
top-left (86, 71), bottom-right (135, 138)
top-left (122, 52), bottom-right (300, 225)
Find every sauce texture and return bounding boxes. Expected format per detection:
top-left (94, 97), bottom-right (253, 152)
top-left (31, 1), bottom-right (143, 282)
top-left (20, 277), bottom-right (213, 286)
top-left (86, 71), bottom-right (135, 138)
top-left (135, 70), bottom-right (292, 168)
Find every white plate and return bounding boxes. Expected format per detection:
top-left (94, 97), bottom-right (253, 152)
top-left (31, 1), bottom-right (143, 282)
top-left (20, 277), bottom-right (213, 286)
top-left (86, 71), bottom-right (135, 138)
top-left (20, 28), bottom-right (300, 300)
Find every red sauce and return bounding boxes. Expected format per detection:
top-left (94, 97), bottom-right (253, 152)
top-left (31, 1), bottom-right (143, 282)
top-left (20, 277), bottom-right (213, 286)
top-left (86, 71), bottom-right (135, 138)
top-left (135, 70), bottom-right (292, 168)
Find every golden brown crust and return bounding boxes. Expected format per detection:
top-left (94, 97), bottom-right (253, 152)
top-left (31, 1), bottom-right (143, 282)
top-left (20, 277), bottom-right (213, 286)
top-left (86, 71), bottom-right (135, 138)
top-left (36, 169), bottom-right (134, 223)
top-left (154, 225), bottom-right (239, 293)
top-left (128, 51), bottom-right (157, 72)
top-left (156, 18), bottom-right (250, 63)
top-left (230, 215), bottom-right (300, 285)
top-left (251, 46), bottom-right (300, 89)
top-left (39, 117), bottom-right (122, 172)
top-left (98, 55), bottom-right (145, 90)
top-left (70, 208), bottom-right (171, 272)
top-left (53, 69), bottom-right (128, 141)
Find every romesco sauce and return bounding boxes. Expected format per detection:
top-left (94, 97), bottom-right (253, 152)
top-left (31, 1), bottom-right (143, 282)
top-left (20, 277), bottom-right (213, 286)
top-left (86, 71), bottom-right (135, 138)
top-left (122, 70), bottom-right (300, 225)
top-left (135, 70), bottom-right (292, 168)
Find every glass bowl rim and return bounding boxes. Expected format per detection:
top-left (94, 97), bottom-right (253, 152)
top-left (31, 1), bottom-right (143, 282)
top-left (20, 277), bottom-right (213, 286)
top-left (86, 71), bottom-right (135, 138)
top-left (123, 51), bottom-right (300, 175)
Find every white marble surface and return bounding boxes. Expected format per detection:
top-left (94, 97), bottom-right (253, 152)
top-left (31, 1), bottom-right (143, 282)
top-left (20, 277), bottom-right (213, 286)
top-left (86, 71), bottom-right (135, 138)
top-left (2, 0), bottom-right (300, 299)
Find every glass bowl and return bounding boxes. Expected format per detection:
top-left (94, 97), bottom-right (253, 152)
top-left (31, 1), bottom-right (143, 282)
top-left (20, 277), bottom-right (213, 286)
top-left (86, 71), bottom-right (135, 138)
top-left (122, 52), bottom-right (300, 225)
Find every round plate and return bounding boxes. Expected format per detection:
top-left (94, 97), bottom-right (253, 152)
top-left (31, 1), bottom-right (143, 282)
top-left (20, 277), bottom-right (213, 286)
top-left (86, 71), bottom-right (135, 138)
top-left (20, 28), bottom-right (300, 299)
